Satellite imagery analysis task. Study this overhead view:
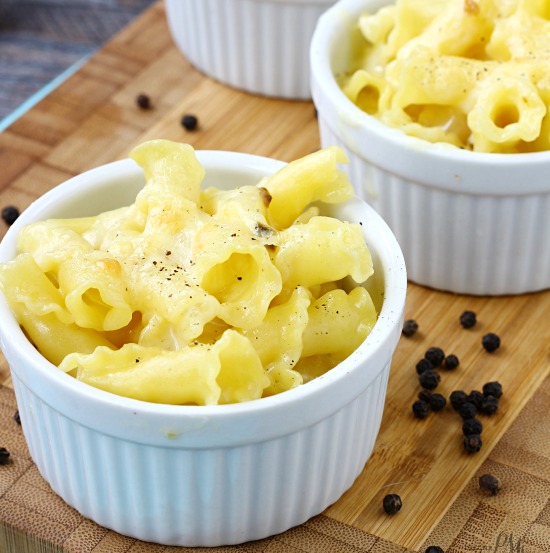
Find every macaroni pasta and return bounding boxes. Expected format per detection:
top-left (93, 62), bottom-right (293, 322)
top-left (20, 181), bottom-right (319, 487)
top-left (0, 140), bottom-right (377, 405)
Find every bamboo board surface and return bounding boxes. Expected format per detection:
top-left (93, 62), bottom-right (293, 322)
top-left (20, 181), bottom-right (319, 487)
top-left (0, 2), bottom-right (549, 552)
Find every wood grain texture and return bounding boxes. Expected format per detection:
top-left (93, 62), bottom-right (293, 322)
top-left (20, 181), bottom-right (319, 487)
top-left (0, 2), bottom-right (549, 552)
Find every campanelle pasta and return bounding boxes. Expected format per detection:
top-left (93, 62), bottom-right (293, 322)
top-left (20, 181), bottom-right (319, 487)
top-left (342, 0), bottom-right (550, 153)
top-left (0, 140), bottom-right (378, 405)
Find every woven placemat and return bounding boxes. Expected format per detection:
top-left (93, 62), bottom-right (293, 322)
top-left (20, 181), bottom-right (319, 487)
top-left (0, 377), bottom-right (549, 553)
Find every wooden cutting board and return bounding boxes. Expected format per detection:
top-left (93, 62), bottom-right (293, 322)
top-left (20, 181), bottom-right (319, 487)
top-left (0, 2), bottom-right (549, 552)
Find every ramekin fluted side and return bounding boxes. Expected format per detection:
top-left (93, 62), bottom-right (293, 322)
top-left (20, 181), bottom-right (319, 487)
top-left (12, 362), bottom-right (390, 547)
top-left (318, 117), bottom-right (550, 295)
top-left (165, 0), bottom-right (332, 99)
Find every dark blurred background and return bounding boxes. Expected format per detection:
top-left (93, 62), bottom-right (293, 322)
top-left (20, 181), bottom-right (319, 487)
top-left (0, 0), bottom-right (156, 122)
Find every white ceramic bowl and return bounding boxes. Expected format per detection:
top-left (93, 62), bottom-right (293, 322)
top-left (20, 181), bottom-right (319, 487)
top-left (165, 0), bottom-right (334, 99)
top-left (310, 0), bottom-right (550, 295)
top-left (0, 151), bottom-right (406, 546)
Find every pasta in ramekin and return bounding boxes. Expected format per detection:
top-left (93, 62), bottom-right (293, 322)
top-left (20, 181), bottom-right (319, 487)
top-left (341, 0), bottom-right (550, 153)
top-left (0, 140), bottom-right (377, 405)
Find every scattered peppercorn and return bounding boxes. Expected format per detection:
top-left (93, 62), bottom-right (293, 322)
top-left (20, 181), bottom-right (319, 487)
top-left (428, 393), bottom-right (447, 412)
top-left (0, 447), bottom-right (10, 465)
top-left (402, 319), bottom-right (419, 337)
top-left (443, 354), bottom-right (460, 370)
top-left (482, 333), bottom-right (501, 353)
top-left (181, 114), bottom-right (199, 131)
top-left (382, 493), bottom-right (402, 515)
top-left (416, 358), bottom-right (434, 375)
top-left (425, 547), bottom-right (445, 553)
top-left (458, 401), bottom-right (477, 420)
top-left (13, 410), bottom-right (20, 425)
top-left (462, 417), bottom-right (483, 436)
top-left (479, 395), bottom-right (499, 415)
top-left (136, 93), bottom-right (152, 109)
top-left (419, 369), bottom-right (441, 391)
top-left (418, 389), bottom-right (432, 402)
top-left (479, 473), bottom-right (501, 495)
top-left (459, 310), bottom-right (477, 329)
top-left (450, 390), bottom-right (469, 410)
top-left (483, 381), bottom-right (503, 399)
top-left (464, 434), bottom-right (482, 453)
top-left (425, 347), bottom-right (445, 367)
top-left (468, 390), bottom-right (484, 408)
top-left (1, 205), bottom-right (20, 226)
top-left (412, 399), bottom-right (430, 419)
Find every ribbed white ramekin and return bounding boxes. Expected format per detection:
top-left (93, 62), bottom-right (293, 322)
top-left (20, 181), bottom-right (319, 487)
top-left (310, 0), bottom-right (550, 296)
top-left (165, 0), bottom-right (334, 99)
top-left (0, 151), bottom-right (406, 546)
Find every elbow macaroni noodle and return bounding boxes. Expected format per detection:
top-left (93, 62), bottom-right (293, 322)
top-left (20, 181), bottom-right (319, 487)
top-left (341, 0), bottom-right (550, 152)
top-left (0, 140), bottom-right (377, 405)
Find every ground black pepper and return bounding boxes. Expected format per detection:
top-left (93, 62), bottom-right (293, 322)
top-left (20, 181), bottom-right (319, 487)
top-left (382, 494), bottom-right (402, 515)
top-left (483, 381), bottom-right (503, 399)
top-left (136, 93), bottom-right (152, 109)
top-left (402, 319), bottom-right (419, 337)
top-left (462, 418), bottom-right (483, 436)
top-left (464, 434), bottom-right (482, 453)
top-left (425, 347), bottom-right (445, 367)
top-left (479, 473), bottom-right (501, 495)
top-left (0, 447), bottom-right (10, 465)
top-left (482, 333), bottom-right (501, 353)
top-left (181, 114), bottom-right (199, 131)
top-left (419, 369), bottom-right (441, 391)
top-left (443, 354), bottom-right (460, 370)
top-left (1, 205), bottom-right (20, 226)
top-left (412, 400), bottom-right (430, 419)
top-left (459, 310), bottom-right (477, 328)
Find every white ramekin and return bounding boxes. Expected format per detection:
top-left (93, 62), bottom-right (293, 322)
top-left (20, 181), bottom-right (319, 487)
top-left (0, 150), bottom-right (406, 546)
top-left (165, 0), bottom-right (334, 99)
top-left (310, 0), bottom-right (550, 295)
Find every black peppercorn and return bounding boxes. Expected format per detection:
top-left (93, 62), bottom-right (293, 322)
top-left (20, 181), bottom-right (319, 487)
top-left (136, 93), bottom-right (152, 109)
top-left (13, 410), bottom-right (20, 425)
top-left (425, 547), bottom-right (445, 553)
top-left (443, 354), bottom-right (460, 370)
top-left (416, 358), bottom-right (434, 375)
top-left (0, 447), bottom-right (10, 465)
top-left (479, 473), bottom-right (501, 495)
top-left (450, 390), bottom-right (469, 410)
top-left (483, 381), bottom-right (503, 399)
top-left (425, 347), bottom-right (445, 367)
top-left (468, 390), bottom-right (485, 408)
top-left (482, 333), bottom-right (501, 353)
top-left (464, 434), bottom-right (482, 453)
top-left (181, 114), bottom-right (199, 131)
top-left (418, 389), bottom-right (432, 402)
top-left (402, 319), bottom-right (419, 337)
top-left (419, 369), bottom-right (441, 391)
top-left (428, 393), bottom-right (447, 412)
top-left (462, 418), bottom-right (483, 436)
top-left (459, 310), bottom-right (477, 329)
top-left (382, 493), bottom-right (402, 515)
top-left (479, 395), bottom-right (499, 415)
top-left (458, 401), bottom-right (477, 420)
top-left (412, 400), bottom-right (430, 419)
top-left (1, 206), bottom-right (20, 226)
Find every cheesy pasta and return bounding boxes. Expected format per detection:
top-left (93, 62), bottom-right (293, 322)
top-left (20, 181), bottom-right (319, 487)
top-left (0, 140), bottom-right (377, 405)
top-left (342, 0), bottom-right (550, 152)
